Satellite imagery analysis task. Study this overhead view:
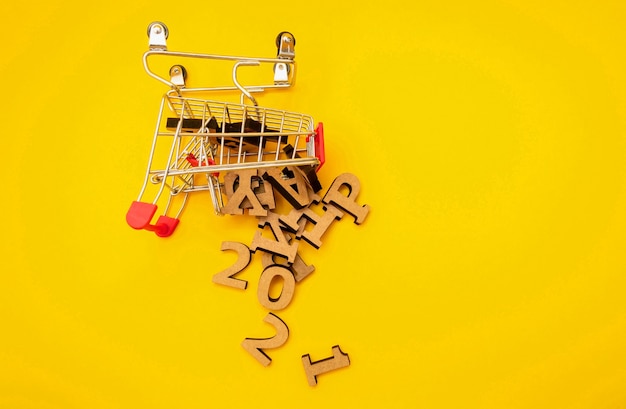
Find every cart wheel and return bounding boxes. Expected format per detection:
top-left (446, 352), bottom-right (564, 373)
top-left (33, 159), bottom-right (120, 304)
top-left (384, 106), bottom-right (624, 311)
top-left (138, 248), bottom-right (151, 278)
top-left (170, 65), bottom-right (187, 80)
top-left (275, 31), bottom-right (296, 48)
top-left (273, 61), bottom-right (291, 76)
top-left (147, 21), bottom-right (169, 39)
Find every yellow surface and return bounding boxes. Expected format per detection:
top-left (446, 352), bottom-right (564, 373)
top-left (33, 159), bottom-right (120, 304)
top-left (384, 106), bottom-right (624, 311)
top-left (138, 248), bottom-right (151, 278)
top-left (1, 1), bottom-right (626, 408)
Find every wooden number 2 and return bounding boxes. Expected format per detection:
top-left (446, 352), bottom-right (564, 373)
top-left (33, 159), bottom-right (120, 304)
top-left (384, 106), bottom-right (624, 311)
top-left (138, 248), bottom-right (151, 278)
top-left (212, 241), bottom-right (251, 290)
top-left (242, 313), bottom-right (289, 366)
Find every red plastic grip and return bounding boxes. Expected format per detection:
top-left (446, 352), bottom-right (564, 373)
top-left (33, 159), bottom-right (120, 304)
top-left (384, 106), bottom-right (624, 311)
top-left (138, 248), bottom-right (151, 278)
top-left (126, 201), bottom-right (158, 230)
top-left (186, 153), bottom-right (200, 167)
top-left (126, 201), bottom-right (179, 237)
top-left (153, 215), bottom-right (179, 237)
top-left (186, 153), bottom-right (219, 177)
top-left (314, 122), bottom-right (325, 171)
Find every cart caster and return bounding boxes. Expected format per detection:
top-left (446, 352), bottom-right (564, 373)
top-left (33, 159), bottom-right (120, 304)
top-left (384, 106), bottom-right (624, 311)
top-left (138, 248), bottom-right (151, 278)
top-left (274, 31), bottom-right (295, 84)
top-left (147, 21), bottom-right (169, 39)
top-left (276, 31), bottom-right (296, 49)
top-left (170, 65), bottom-right (187, 79)
top-left (169, 64), bottom-right (187, 87)
top-left (126, 201), bottom-right (180, 238)
top-left (147, 21), bottom-right (169, 50)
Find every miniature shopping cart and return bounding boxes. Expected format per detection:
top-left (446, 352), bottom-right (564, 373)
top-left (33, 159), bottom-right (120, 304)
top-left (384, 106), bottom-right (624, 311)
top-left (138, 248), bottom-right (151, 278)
top-left (126, 22), bottom-right (325, 237)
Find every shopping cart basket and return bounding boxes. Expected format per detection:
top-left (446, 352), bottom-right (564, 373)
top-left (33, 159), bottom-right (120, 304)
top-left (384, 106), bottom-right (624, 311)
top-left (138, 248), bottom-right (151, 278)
top-left (126, 22), bottom-right (325, 237)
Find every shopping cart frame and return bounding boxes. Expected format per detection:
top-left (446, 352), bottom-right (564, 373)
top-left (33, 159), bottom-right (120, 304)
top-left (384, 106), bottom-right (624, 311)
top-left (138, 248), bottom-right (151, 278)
top-left (126, 22), bottom-right (325, 237)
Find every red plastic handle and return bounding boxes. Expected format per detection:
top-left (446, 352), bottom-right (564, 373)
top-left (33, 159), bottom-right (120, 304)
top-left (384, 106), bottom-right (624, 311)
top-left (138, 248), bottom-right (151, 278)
top-left (126, 201), bottom-right (179, 237)
top-left (153, 215), bottom-right (179, 237)
top-left (314, 122), bottom-right (325, 171)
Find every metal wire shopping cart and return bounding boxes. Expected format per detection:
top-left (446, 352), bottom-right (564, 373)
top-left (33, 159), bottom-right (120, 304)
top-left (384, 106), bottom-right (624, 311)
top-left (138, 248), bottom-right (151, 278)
top-left (126, 22), bottom-right (325, 237)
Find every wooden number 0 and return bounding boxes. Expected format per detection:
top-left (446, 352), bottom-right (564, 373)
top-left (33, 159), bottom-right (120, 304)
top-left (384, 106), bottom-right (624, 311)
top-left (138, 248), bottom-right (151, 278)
top-left (257, 265), bottom-right (296, 311)
top-left (212, 241), bottom-right (251, 290)
top-left (242, 313), bottom-right (289, 367)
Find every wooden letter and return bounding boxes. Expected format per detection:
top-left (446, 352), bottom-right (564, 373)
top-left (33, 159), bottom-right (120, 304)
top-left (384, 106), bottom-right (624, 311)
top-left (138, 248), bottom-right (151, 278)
top-left (242, 313), bottom-right (289, 367)
top-left (257, 265), bottom-right (296, 311)
top-left (261, 249), bottom-right (315, 283)
top-left (222, 169), bottom-right (268, 216)
top-left (322, 173), bottom-right (370, 224)
top-left (280, 204), bottom-right (344, 250)
top-left (302, 345), bottom-right (351, 386)
top-left (278, 193), bottom-right (321, 237)
top-left (224, 172), bottom-right (275, 210)
top-left (262, 167), bottom-right (310, 209)
top-left (250, 211), bottom-right (299, 263)
top-left (249, 174), bottom-right (276, 210)
top-left (212, 241), bottom-right (250, 290)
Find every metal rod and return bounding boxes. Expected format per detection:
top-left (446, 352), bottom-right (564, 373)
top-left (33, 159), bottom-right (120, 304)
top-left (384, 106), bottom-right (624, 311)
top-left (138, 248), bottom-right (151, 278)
top-left (143, 50), bottom-right (296, 91)
top-left (137, 97), bottom-right (167, 201)
top-left (149, 157), bottom-right (319, 178)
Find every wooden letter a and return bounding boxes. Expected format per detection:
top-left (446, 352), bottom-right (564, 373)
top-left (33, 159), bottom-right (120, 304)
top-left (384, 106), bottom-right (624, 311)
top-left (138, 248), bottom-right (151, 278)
top-left (262, 167), bottom-right (310, 209)
top-left (222, 169), bottom-right (268, 216)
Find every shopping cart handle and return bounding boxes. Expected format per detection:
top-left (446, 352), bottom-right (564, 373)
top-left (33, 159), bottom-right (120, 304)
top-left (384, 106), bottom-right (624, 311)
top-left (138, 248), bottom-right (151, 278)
top-left (153, 215), bottom-right (180, 237)
top-left (314, 122), bottom-right (325, 171)
top-left (126, 201), bottom-right (179, 237)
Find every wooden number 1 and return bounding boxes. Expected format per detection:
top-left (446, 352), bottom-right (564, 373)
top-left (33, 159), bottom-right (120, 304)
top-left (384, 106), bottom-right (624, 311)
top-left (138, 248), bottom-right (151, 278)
top-left (302, 345), bottom-right (351, 386)
top-left (242, 313), bottom-right (290, 367)
top-left (212, 241), bottom-right (251, 290)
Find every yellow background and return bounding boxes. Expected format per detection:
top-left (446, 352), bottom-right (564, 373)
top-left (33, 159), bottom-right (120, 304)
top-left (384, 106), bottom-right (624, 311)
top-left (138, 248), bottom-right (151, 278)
top-left (2, 0), bottom-right (626, 408)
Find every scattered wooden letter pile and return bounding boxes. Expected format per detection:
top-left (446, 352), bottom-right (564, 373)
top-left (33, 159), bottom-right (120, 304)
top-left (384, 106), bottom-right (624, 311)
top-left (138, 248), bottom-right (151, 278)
top-left (211, 168), bottom-right (370, 386)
